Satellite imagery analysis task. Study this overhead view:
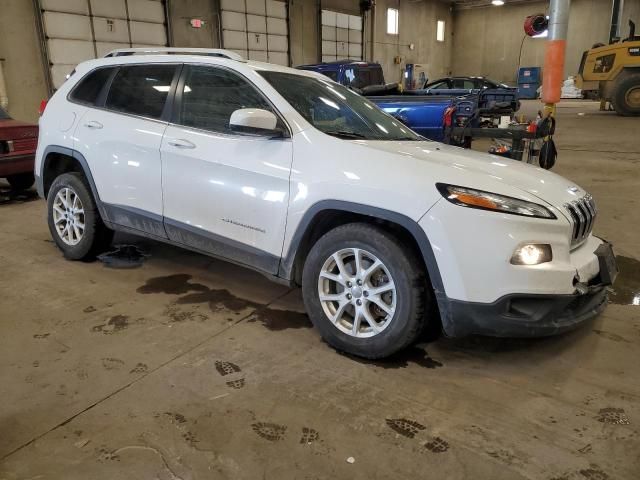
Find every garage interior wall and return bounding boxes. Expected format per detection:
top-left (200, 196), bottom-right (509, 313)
top-left (2, 0), bottom-right (635, 124)
top-left (0, 0), bottom-right (48, 123)
top-left (451, 0), bottom-right (619, 84)
top-left (168, 0), bottom-right (221, 48)
top-left (622, 0), bottom-right (640, 34)
top-left (220, 0), bottom-right (289, 66)
top-left (39, 0), bottom-right (168, 90)
top-left (371, 0), bottom-right (453, 85)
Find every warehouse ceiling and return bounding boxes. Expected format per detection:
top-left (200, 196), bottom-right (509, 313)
top-left (451, 0), bottom-right (545, 9)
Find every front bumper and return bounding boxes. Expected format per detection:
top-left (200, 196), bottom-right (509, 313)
top-left (441, 285), bottom-right (608, 337)
top-left (438, 241), bottom-right (617, 337)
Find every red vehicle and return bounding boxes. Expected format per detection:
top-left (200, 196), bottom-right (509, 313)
top-left (0, 106), bottom-right (38, 190)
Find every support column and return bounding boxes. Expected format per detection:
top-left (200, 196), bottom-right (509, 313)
top-left (542, 0), bottom-right (570, 116)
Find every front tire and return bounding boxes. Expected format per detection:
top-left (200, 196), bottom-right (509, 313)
top-left (612, 73), bottom-right (640, 116)
top-left (301, 223), bottom-right (428, 359)
top-left (47, 172), bottom-right (113, 260)
top-left (7, 172), bottom-right (35, 191)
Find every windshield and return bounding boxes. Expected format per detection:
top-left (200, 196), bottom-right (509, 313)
top-left (258, 71), bottom-right (421, 141)
top-left (0, 107), bottom-right (10, 120)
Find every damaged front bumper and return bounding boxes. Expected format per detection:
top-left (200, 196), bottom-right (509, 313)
top-left (440, 241), bottom-right (618, 338)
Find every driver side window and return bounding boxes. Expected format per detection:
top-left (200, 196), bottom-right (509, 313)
top-left (177, 65), bottom-right (274, 134)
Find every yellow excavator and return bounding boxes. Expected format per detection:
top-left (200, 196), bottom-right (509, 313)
top-left (577, 20), bottom-right (640, 116)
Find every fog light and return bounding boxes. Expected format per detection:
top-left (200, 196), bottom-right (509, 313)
top-left (511, 244), bottom-right (552, 265)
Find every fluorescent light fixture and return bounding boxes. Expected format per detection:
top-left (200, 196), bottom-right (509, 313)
top-left (492, 0), bottom-right (505, 5)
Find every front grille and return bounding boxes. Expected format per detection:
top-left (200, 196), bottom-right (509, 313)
top-left (565, 194), bottom-right (597, 247)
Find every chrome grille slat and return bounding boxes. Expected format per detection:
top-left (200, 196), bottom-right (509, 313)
top-left (564, 194), bottom-right (597, 248)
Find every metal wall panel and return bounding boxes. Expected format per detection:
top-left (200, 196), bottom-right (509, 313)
top-left (90, 0), bottom-right (127, 19)
top-left (130, 21), bottom-right (167, 44)
top-left (321, 9), bottom-right (362, 61)
top-left (93, 18), bottom-right (130, 43)
top-left (47, 38), bottom-right (94, 64)
top-left (38, 0), bottom-right (168, 90)
top-left (221, 0), bottom-right (245, 13)
top-left (43, 11), bottom-right (92, 40)
top-left (266, 0), bottom-right (286, 18)
top-left (221, 0), bottom-right (289, 66)
top-left (128, 0), bottom-right (165, 23)
top-left (41, 0), bottom-right (88, 14)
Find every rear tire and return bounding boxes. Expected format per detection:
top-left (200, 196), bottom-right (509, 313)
top-left (6, 172), bottom-right (34, 191)
top-left (301, 223), bottom-right (428, 359)
top-left (612, 73), bottom-right (640, 116)
top-left (47, 172), bottom-right (113, 260)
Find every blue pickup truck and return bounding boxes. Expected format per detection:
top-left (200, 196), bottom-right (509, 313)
top-left (297, 61), bottom-right (519, 142)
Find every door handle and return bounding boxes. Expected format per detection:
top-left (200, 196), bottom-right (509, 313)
top-left (84, 120), bottom-right (103, 129)
top-left (168, 138), bottom-right (196, 149)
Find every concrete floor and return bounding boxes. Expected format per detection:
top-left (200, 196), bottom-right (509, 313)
top-left (0, 100), bottom-right (639, 479)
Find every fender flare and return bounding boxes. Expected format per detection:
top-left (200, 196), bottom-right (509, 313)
top-left (278, 200), bottom-right (450, 321)
top-left (38, 145), bottom-right (108, 220)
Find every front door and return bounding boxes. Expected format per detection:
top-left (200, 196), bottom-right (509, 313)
top-left (160, 64), bottom-right (293, 273)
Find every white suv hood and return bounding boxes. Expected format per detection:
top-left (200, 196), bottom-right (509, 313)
top-left (357, 140), bottom-right (587, 209)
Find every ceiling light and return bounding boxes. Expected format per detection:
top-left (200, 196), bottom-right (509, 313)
top-left (492, 0), bottom-right (505, 5)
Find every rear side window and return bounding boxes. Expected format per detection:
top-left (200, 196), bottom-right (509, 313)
top-left (69, 67), bottom-right (115, 105)
top-left (105, 64), bottom-right (176, 119)
top-left (177, 65), bottom-right (273, 134)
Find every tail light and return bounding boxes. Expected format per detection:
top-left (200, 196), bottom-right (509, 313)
top-left (443, 106), bottom-right (456, 128)
top-left (38, 99), bottom-right (48, 116)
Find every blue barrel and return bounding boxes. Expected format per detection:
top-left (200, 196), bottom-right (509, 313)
top-left (518, 67), bottom-right (541, 84)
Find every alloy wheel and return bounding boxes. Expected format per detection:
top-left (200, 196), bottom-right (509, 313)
top-left (317, 248), bottom-right (397, 338)
top-left (52, 187), bottom-right (85, 246)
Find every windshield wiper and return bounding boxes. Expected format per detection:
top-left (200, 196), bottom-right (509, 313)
top-left (323, 130), bottom-right (368, 139)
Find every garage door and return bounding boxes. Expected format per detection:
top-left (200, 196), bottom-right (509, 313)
top-left (321, 10), bottom-right (362, 63)
top-left (220, 0), bottom-right (289, 66)
top-left (37, 0), bottom-right (168, 90)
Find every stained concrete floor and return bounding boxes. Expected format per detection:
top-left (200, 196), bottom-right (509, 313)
top-left (0, 100), bottom-right (639, 479)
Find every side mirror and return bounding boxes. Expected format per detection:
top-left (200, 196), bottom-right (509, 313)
top-left (229, 108), bottom-right (282, 136)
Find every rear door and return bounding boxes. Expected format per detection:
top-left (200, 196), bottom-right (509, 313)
top-left (74, 63), bottom-right (179, 236)
top-left (160, 64), bottom-right (293, 273)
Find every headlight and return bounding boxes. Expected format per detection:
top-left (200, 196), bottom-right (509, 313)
top-left (436, 184), bottom-right (557, 219)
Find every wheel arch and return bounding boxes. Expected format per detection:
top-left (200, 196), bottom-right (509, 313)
top-left (279, 201), bottom-right (447, 304)
top-left (39, 145), bottom-right (107, 220)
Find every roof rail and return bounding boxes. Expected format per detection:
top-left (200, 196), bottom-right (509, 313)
top-left (103, 47), bottom-right (245, 61)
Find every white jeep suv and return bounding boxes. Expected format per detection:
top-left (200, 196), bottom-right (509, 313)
top-left (35, 48), bottom-right (617, 359)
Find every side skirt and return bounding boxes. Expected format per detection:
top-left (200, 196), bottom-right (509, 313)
top-left (103, 204), bottom-right (282, 281)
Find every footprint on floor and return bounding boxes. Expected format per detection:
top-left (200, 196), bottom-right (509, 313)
top-left (92, 315), bottom-right (129, 334)
top-left (252, 422), bottom-right (286, 442)
top-left (33, 333), bottom-right (50, 339)
top-left (96, 447), bottom-right (120, 462)
top-left (101, 358), bottom-right (125, 370)
top-left (165, 412), bottom-right (187, 424)
top-left (385, 418), bottom-right (426, 439)
top-left (226, 378), bottom-right (245, 389)
top-left (183, 431), bottom-right (199, 446)
top-left (580, 466), bottom-right (610, 480)
top-left (595, 407), bottom-right (630, 425)
top-left (300, 427), bottom-right (319, 444)
top-left (425, 436), bottom-right (449, 453)
top-left (129, 363), bottom-right (148, 374)
top-left (215, 360), bottom-right (241, 376)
